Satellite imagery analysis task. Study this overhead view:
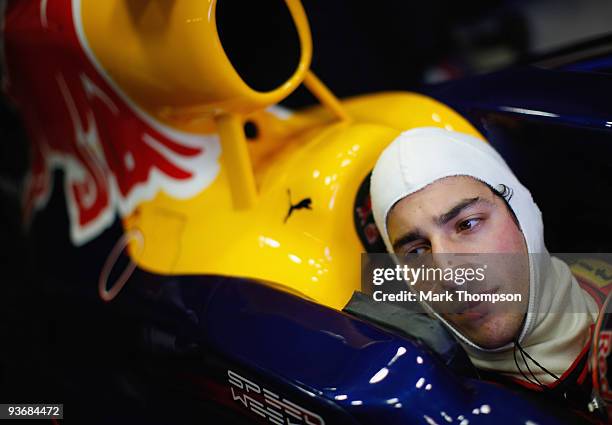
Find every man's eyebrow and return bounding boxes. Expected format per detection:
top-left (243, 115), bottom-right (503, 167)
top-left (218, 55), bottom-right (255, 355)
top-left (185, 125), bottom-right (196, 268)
top-left (392, 230), bottom-right (426, 251)
top-left (435, 197), bottom-right (493, 226)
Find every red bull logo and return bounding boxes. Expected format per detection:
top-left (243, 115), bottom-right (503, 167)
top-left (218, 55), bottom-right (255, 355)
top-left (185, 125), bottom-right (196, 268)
top-left (2, 0), bottom-right (221, 245)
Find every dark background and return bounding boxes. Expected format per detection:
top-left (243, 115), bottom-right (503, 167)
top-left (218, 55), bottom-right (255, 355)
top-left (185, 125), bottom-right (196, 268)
top-left (1, 0), bottom-right (611, 417)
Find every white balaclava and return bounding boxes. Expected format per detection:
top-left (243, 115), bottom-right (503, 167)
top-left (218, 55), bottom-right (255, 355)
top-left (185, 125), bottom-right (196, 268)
top-left (370, 127), bottom-right (598, 383)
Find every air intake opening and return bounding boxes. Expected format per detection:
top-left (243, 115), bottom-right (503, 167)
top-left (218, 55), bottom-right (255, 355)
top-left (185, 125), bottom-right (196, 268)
top-left (216, 0), bottom-right (302, 92)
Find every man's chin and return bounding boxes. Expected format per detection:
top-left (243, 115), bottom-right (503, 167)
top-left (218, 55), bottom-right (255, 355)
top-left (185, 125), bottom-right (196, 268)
top-left (448, 312), bottom-right (520, 349)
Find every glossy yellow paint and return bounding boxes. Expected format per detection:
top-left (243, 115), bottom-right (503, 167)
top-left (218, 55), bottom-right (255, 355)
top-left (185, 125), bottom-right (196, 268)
top-left (215, 113), bottom-right (258, 209)
top-left (79, 0), bottom-right (312, 118)
top-left (303, 71), bottom-right (351, 122)
top-left (123, 93), bottom-right (482, 309)
top-left (80, 0), bottom-right (484, 309)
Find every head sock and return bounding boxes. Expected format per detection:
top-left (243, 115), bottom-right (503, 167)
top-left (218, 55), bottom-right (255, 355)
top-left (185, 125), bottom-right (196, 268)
top-left (370, 127), bottom-right (598, 383)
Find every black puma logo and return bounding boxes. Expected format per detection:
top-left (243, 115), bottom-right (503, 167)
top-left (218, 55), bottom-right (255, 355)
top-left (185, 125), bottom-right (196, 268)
top-left (284, 189), bottom-right (312, 223)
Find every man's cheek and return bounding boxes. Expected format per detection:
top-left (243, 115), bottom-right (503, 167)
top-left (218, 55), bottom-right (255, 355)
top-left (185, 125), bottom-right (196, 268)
top-left (490, 217), bottom-right (527, 253)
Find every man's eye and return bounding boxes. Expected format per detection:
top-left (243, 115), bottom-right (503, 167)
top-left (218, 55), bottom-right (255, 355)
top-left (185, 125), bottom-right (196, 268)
top-left (409, 245), bottom-right (430, 255)
top-left (457, 217), bottom-right (481, 232)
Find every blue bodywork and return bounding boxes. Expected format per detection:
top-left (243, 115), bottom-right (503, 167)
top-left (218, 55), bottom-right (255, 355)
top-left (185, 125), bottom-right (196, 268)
top-left (425, 64), bottom-right (611, 131)
top-left (80, 269), bottom-right (571, 424)
top-left (424, 46), bottom-right (612, 254)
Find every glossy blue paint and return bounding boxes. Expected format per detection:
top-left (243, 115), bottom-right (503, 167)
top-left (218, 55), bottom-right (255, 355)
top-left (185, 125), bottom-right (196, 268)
top-left (559, 55), bottom-right (612, 75)
top-left (422, 53), bottom-right (612, 254)
top-left (125, 269), bottom-right (571, 424)
top-left (424, 65), bottom-right (612, 133)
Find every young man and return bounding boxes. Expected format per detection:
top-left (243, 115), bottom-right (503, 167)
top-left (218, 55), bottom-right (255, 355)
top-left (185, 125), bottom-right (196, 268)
top-left (369, 127), bottom-right (601, 405)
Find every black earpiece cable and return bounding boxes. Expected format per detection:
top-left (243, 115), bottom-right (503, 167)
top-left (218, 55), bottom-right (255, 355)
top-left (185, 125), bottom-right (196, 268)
top-left (513, 341), bottom-right (540, 387)
top-left (517, 338), bottom-right (560, 381)
top-left (518, 342), bottom-right (546, 387)
top-left (513, 335), bottom-right (560, 390)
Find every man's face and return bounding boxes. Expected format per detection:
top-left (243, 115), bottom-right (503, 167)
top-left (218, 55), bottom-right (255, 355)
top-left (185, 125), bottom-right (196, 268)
top-left (387, 176), bottom-right (528, 349)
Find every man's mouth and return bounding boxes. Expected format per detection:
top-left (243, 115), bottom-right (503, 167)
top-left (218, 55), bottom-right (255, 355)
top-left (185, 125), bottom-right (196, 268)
top-left (455, 288), bottom-right (498, 319)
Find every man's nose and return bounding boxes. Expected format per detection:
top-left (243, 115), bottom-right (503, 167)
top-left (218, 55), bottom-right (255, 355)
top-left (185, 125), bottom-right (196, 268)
top-left (429, 237), bottom-right (463, 289)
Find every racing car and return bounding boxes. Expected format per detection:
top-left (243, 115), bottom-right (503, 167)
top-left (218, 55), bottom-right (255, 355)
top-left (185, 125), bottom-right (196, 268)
top-left (1, 1), bottom-right (611, 423)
